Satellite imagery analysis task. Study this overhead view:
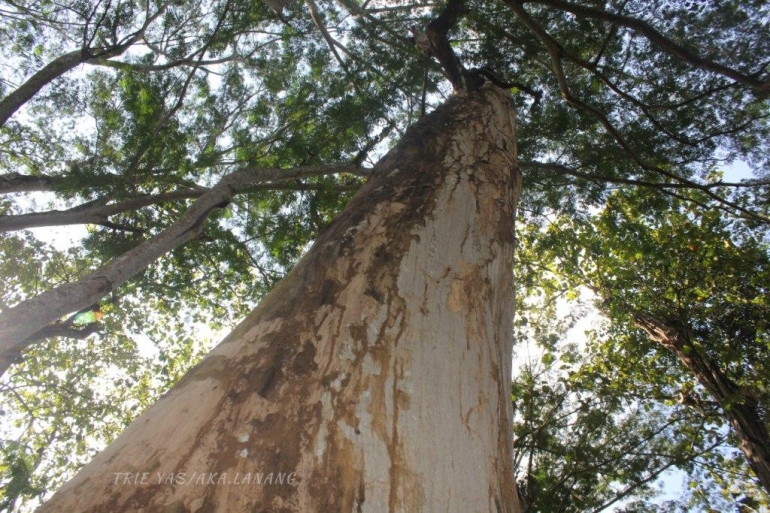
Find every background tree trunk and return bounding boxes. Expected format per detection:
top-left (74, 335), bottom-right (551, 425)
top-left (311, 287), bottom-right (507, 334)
top-left (36, 84), bottom-right (522, 513)
top-left (634, 311), bottom-right (770, 494)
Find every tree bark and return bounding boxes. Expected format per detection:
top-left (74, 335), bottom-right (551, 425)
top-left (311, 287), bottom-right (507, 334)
top-left (36, 83), bottom-right (522, 512)
top-left (633, 311), bottom-right (770, 494)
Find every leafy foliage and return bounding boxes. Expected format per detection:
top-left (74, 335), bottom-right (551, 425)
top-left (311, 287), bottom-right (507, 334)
top-left (514, 186), bottom-right (770, 510)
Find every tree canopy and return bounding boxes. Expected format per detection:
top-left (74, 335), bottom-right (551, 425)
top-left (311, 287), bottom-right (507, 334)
top-left (513, 188), bottom-right (770, 511)
top-left (1, 0), bottom-right (769, 510)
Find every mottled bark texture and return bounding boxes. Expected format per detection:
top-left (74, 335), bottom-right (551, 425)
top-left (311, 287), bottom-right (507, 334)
top-left (634, 311), bottom-right (770, 494)
top-left (37, 84), bottom-right (522, 513)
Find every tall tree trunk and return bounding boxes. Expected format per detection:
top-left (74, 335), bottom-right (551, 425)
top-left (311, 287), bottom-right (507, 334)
top-left (634, 311), bottom-right (770, 494)
top-left (36, 84), bottom-right (523, 512)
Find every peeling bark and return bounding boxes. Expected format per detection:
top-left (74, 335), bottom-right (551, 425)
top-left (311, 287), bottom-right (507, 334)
top-left (36, 84), bottom-right (522, 512)
top-left (634, 311), bottom-right (770, 493)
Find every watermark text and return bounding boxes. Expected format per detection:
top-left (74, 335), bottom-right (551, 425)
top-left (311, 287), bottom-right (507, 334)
top-left (113, 471), bottom-right (297, 486)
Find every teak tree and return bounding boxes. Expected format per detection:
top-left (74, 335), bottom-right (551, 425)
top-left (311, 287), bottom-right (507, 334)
top-left (0, 0), bottom-right (769, 511)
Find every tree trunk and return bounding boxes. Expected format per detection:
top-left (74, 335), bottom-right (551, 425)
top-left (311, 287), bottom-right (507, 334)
top-left (634, 311), bottom-right (770, 494)
top-left (36, 83), bottom-right (522, 513)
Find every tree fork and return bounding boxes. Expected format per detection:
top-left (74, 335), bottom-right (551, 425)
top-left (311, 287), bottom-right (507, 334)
top-left (36, 84), bottom-right (522, 512)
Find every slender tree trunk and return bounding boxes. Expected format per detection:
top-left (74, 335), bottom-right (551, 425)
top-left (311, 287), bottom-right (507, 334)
top-left (36, 84), bottom-right (522, 512)
top-left (634, 312), bottom-right (770, 494)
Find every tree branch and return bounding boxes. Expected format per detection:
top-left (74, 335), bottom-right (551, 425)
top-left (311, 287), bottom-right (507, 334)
top-left (0, 162), bottom-right (364, 377)
top-left (0, 190), bottom-right (200, 232)
top-left (421, 0), bottom-right (476, 92)
top-left (0, 0), bottom-right (171, 128)
top-left (632, 311), bottom-right (770, 494)
top-left (0, 173), bottom-right (56, 194)
top-left (504, 0), bottom-right (770, 224)
top-left (522, 0), bottom-right (770, 94)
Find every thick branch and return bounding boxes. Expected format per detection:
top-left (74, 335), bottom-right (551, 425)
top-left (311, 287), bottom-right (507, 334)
top-left (0, 1), bottom-right (170, 128)
top-left (0, 162), bottom-right (362, 376)
top-left (0, 173), bottom-right (56, 194)
top-left (0, 177), bottom-right (363, 233)
top-left (423, 0), bottom-right (474, 91)
top-left (633, 311), bottom-right (770, 494)
top-left (0, 50), bottom-right (86, 128)
top-left (0, 190), bottom-right (199, 232)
